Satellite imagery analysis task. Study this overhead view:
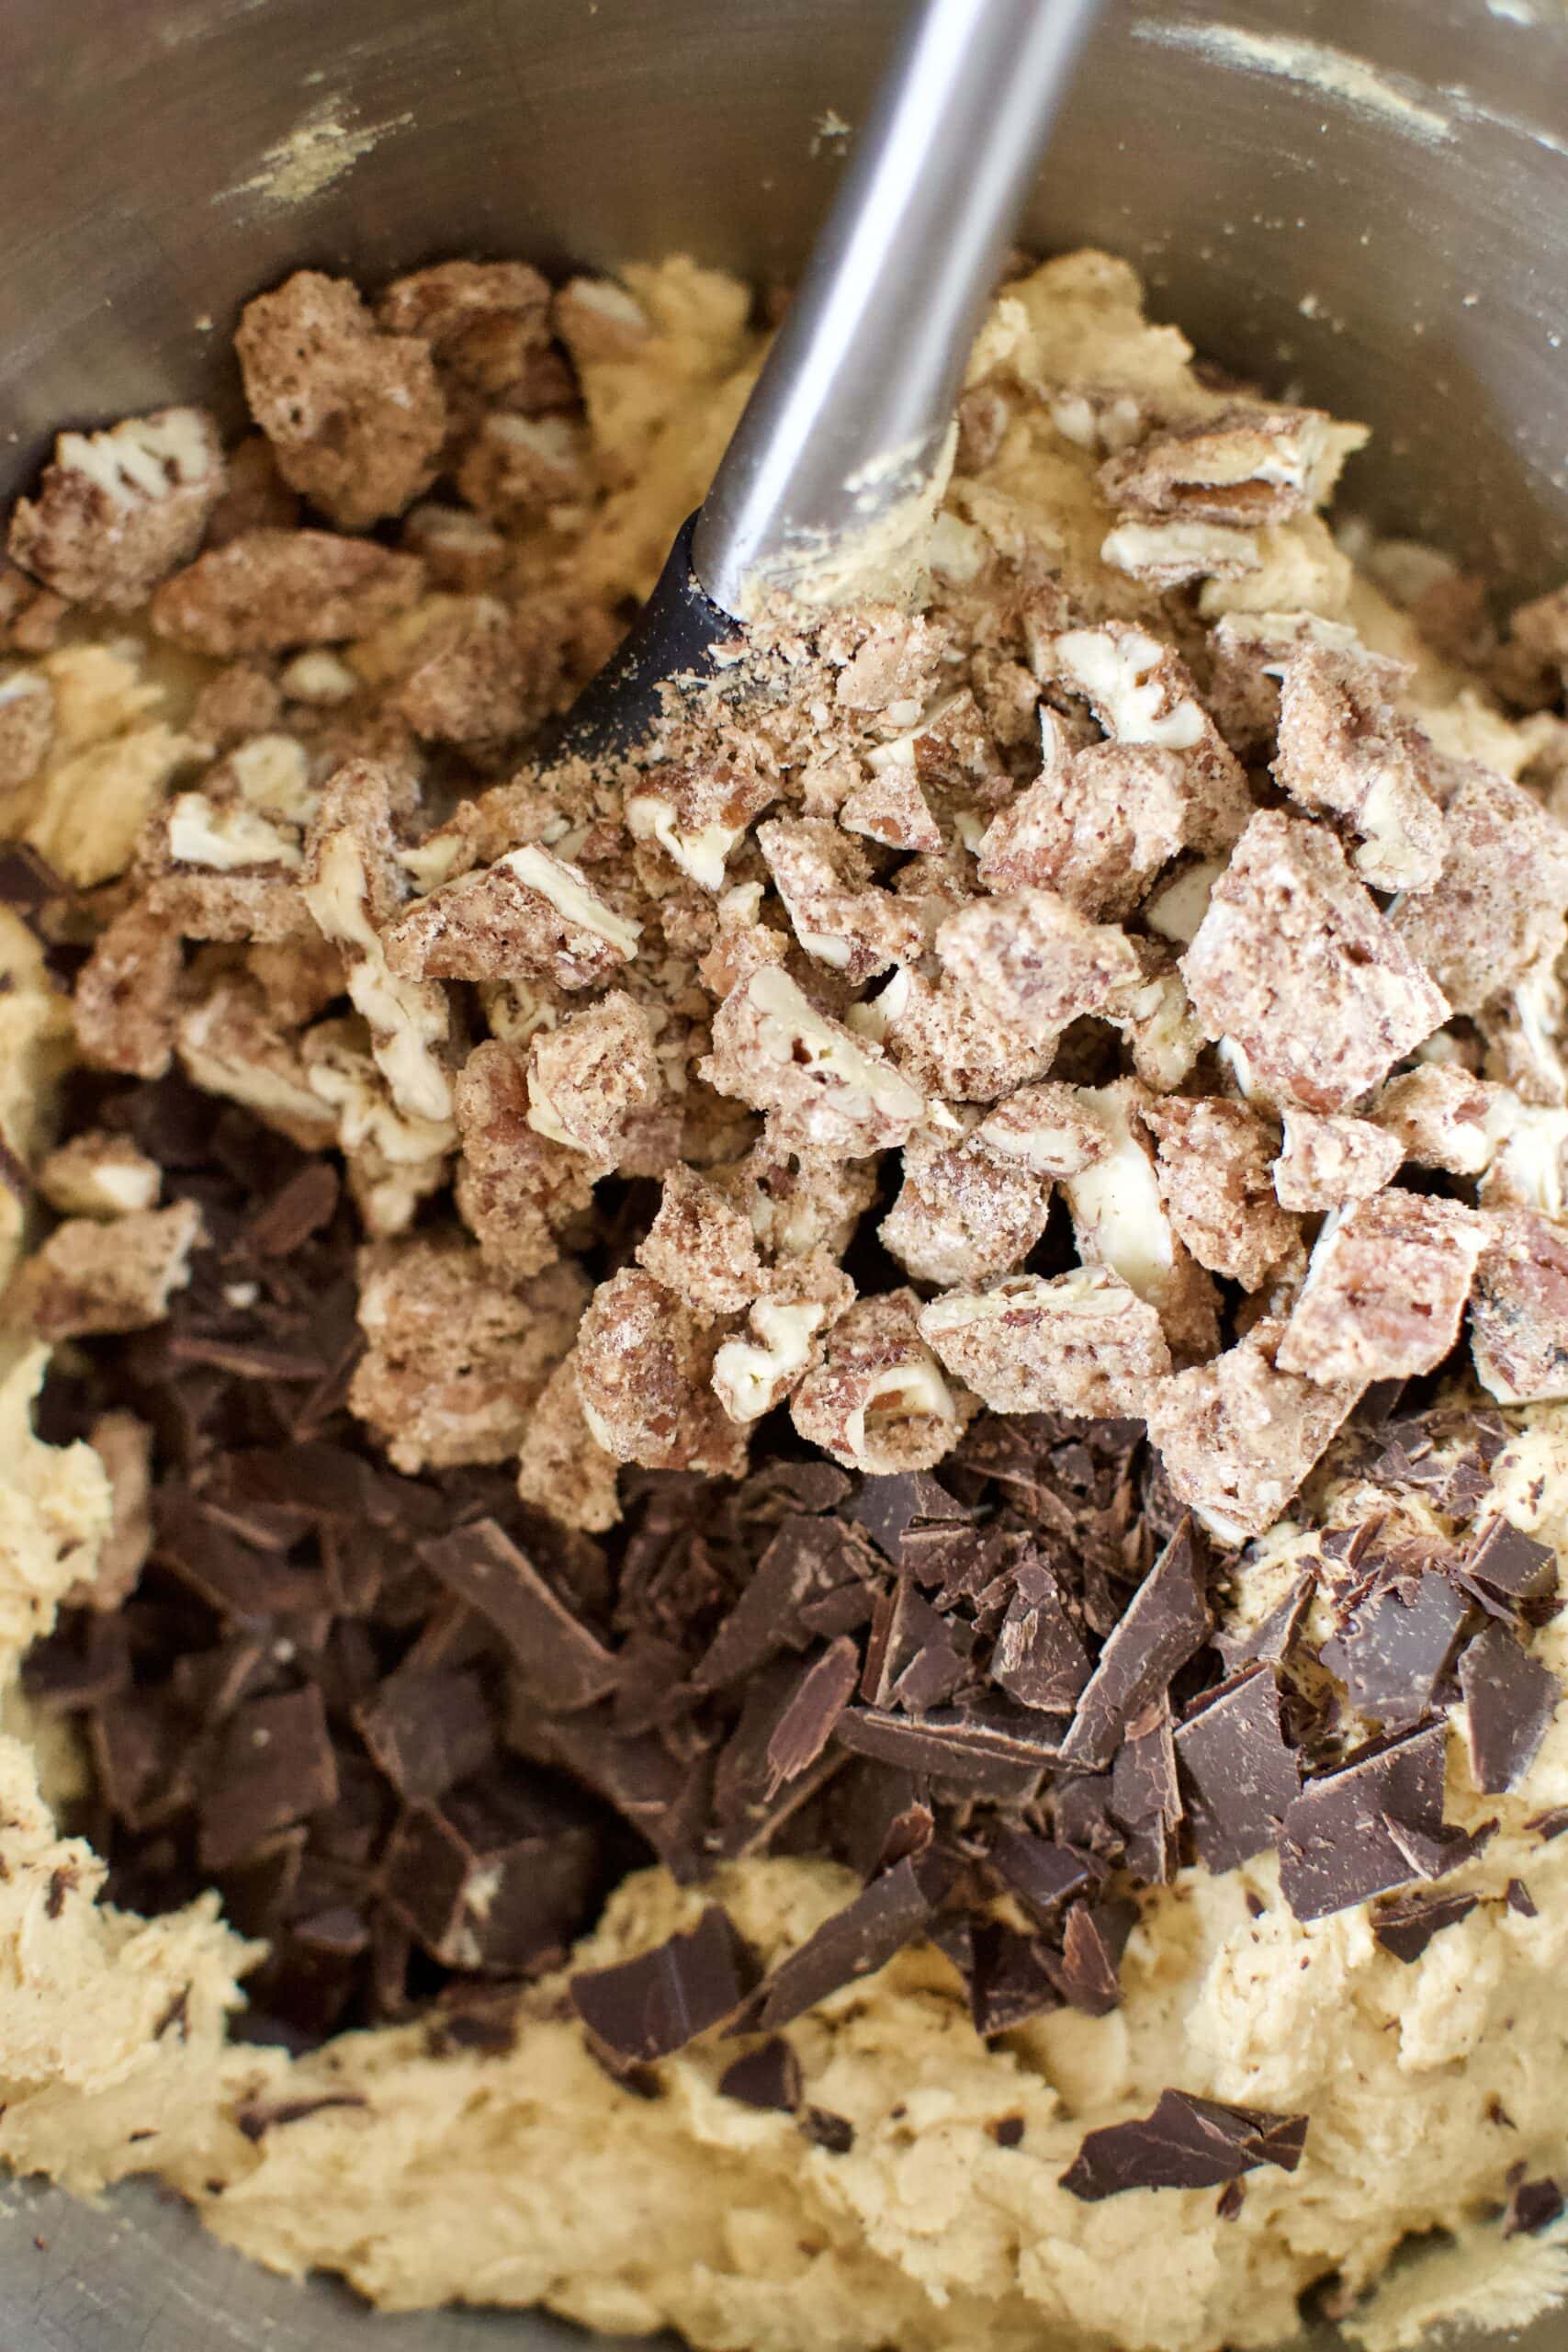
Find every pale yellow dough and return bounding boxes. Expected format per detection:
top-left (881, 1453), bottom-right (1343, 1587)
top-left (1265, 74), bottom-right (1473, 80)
top-left (0, 251), bottom-right (1565, 2352)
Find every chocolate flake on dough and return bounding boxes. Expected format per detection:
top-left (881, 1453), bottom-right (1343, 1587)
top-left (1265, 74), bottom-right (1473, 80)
top-left (1372, 1890), bottom-right (1479, 1963)
top-left (1060, 1521), bottom-right (1213, 1770)
top-left (1061, 2088), bottom-right (1308, 2201)
top-left (1175, 1666), bottom-right (1302, 1873)
top-left (744, 1852), bottom-right (956, 2031)
top-left (1459, 1623), bottom-right (1562, 1794)
top-left (570, 1906), bottom-right (759, 2063)
top-left (718, 2036), bottom-right (803, 2113)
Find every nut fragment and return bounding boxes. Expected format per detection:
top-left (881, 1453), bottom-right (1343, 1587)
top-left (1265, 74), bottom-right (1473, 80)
top-left (637, 1164), bottom-right (764, 1316)
top-left (525, 991), bottom-right (660, 1166)
top-left (1205, 610), bottom-right (1359, 758)
top-left (1388, 758), bottom-right (1568, 1015)
top-left (515, 1351), bottom-right (623, 1534)
top-left (789, 1288), bottom-right (959, 1475)
top-left (574, 1267), bottom-right (747, 1476)
top-left (383, 843), bottom-right (640, 990)
top-left (838, 764), bottom-right (942, 854)
top-left (301, 1017), bottom-right (452, 1237)
top-left (704, 967), bottom-right (923, 1156)
top-left (176, 973), bottom-right (337, 1152)
top-left (36, 1132), bottom-right (161, 1220)
top-left (8, 407), bottom-right (224, 608)
top-left (1142, 1096), bottom-right (1297, 1289)
top-left (1470, 1209), bottom-right (1568, 1403)
top-left (1145, 1317), bottom-right (1361, 1544)
top-left (976, 1081), bottom-right (1112, 1177)
top-left (5, 1201), bottom-right (204, 1341)
top-left (977, 737), bottom-right (1190, 918)
top-left (1277, 1189), bottom-right (1487, 1385)
top-left (1182, 810), bottom-right (1449, 1112)
top-left (302, 760), bottom-right (454, 1125)
top-left (236, 271), bottom-right (446, 528)
top-left (1100, 405), bottom-right (1367, 526)
top-left (937, 887), bottom-right (1142, 1045)
top-left (0, 670), bottom-right (54, 795)
top-left (739, 1144), bottom-right (879, 1263)
top-left (152, 530), bottom-right (425, 656)
top-left (710, 1258), bottom-right (852, 1426)
top-left (1271, 1109), bottom-right (1404, 1213)
top-left (1051, 622), bottom-right (1253, 853)
top-left (1272, 647), bottom-right (1447, 890)
top-left (849, 967), bottom-right (1055, 1103)
top-left (73, 903), bottom-right (185, 1079)
top-left (453, 1038), bottom-right (596, 1281)
top-left (756, 816), bottom-right (919, 982)
top-left (350, 1234), bottom-right (587, 1474)
top-left (1373, 1063), bottom-right (1495, 1177)
top-left (625, 754), bottom-right (773, 891)
top-left (878, 1119), bottom-right (1051, 1288)
top-left (919, 1266), bottom-right (1171, 1418)
top-left (1063, 1081), bottom-right (1220, 1357)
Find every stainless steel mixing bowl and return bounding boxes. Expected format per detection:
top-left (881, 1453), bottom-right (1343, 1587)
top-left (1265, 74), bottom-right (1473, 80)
top-left (2, 2), bottom-right (1566, 2346)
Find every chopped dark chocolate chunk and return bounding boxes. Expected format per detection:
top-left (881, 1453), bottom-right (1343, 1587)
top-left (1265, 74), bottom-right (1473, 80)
top-left (1060, 2088), bottom-right (1308, 2201)
top-left (1503, 2175), bottom-right (1565, 2239)
top-left (240, 1162), bottom-right (342, 1258)
top-left (718, 2036), bottom-right (802, 2113)
top-left (991, 2113), bottom-right (1026, 2149)
top-left (1175, 1667), bottom-right (1302, 1875)
top-left (1529, 1807), bottom-right (1568, 1842)
top-left (1372, 1890), bottom-right (1479, 1963)
top-left (847, 1471), bottom-right (977, 1565)
top-left (1459, 1623), bottom-right (1561, 1794)
top-left (1506, 1878), bottom-right (1538, 1919)
top-left (422, 1520), bottom-right (619, 1711)
top-left (745, 1852), bottom-right (955, 2032)
top-left (1213, 1575), bottom-right (1314, 1673)
top-left (1319, 1559), bottom-right (1471, 1734)
top-left (570, 1905), bottom-right (757, 2062)
top-left (353, 1664), bottom-right (497, 1803)
top-left (1458, 1519), bottom-right (1559, 1622)
top-left (1277, 1721), bottom-right (1451, 1923)
top-left (197, 1688), bottom-right (339, 1871)
top-left (990, 1559), bottom-right (1092, 1712)
top-left (1111, 1700), bottom-right (1182, 1885)
top-left (1049, 1899), bottom-right (1134, 2017)
top-left (967, 1920), bottom-right (1063, 2036)
top-left (834, 1704), bottom-right (1049, 1800)
top-left (386, 1775), bottom-right (602, 1973)
top-left (800, 2106), bottom-right (854, 2153)
top-left (766, 1637), bottom-right (861, 1793)
top-left (1060, 1522), bottom-right (1213, 1771)
top-left (694, 1514), bottom-right (868, 1690)
top-left (989, 1826), bottom-right (1106, 1925)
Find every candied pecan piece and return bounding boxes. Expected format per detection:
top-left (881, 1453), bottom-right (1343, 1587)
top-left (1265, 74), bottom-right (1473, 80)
top-left (789, 1288), bottom-right (960, 1475)
top-left (1272, 1109), bottom-right (1404, 1212)
top-left (976, 1080), bottom-right (1112, 1177)
top-left (838, 764), bottom-right (942, 854)
top-left (740, 1143), bottom-right (879, 1263)
top-left (1272, 646), bottom-right (1447, 890)
top-left (1145, 1317), bottom-right (1361, 1544)
top-left (350, 1234), bottom-right (586, 1475)
top-left (5, 1201), bottom-right (203, 1342)
top-left (1062, 1081), bottom-right (1220, 1359)
top-left (235, 270), bottom-right (445, 528)
top-left (383, 842), bottom-right (640, 991)
top-left (189, 663), bottom-right (284, 750)
top-left (1204, 610), bottom-right (1359, 759)
top-left (936, 887), bottom-right (1142, 1046)
top-left (300, 1017), bottom-right (452, 1238)
top-left (920, 1266), bottom-right (1170, 1419)
top-left (452, 1038), bottom-right (596, 1281)
top-left (574, 1267), bottom-right (747, 1476)
top-left (525, 990), bottom-right (660, 1169)
top-left (1277, 1189), bottom-right (1487, 1385)
top-left (1470, 1209), bottom-right (1568, 1403)
top-left (456, 413), bottom-right (592, 524)
top-left (176, 972), bottom-right (336, 1151)
top-left (710, 1253), bottom-right (853, 1425)
top-left (977, 737), bottom-right (1189, 918)
top-left (1182, 811), bottom-right (1449, 1112)
top-left (8, 407), bottom-right (224, 608)
top-left (152, 529), bottom-right (425, 656)
top-left (301, 760), bottom-right (454, 1125)
top-left (637, 1164), bottom-right (765, 1317)
top-left (36, 1132), bottom-right (160, 1220)
top-left (377, 260), bottom-right (552, 394)
top-left (879, 1119), bottom-right (1051, 1289)
top-left (625, 752), bottom-right (775, 891)
top-left (73, 902), bottom-right (185, 1080)
top-left (393, 599), bottom-right (544, 747)
top-left (849, 967), bottom-right (1055, 1104)
top-left (756, 816), bottom-right (919, 983)
top-left (1142, 1096), bottom-right (1297, 1290)
top-left (1388, 758), bottom-right (1568, 1015)
top-left (1100, 517), bottom-right (1262, 590)
top-left (704, 967), bottom-right (923, 1156)
top-left (203, 435), bottom-right (301, 545)
top-left (1099, 404), bottom-right (1366, 526)
top-left (0, 669), bottom-right (54, 794)
top-left (1374, 1063), bottom-right (1495, 1176)
top-left (141, 790), bottom-right (313, 948)
top-left (400, 503), bottom-right (509, 593)
top-left (1051, 622), bottom-right (1253, 853)
top-left (553, 273), bottom-right (651, 362)
top-left (515, 1351), bottom-right (623, 1534)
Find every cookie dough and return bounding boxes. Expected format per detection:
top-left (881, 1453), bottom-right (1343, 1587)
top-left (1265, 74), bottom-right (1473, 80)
top-left (0, 247), bottom-right (1565, 2352)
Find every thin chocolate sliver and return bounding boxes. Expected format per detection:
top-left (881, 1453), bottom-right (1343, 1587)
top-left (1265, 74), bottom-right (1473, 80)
top-left (1110, 1700), bottom-right (1181, 1885)
top-left (719, 2037), bottom-right (802, 2113)
top-left (197, 1687), bottom-right (339, 1872)
top-left (1459, 1623), bottom-right (1561, 1795)
top-left (1277, 1720), bottom-right (1450, 1924)
top-left (1460, 1519), bottom-right (1558, 1619)
top-left (422, 1519), bottom-right (619, 1713)
top-left (570, 1905), bottom-right (757, 2063)
top-left (989, 1826), bottom-right (1105, 1925)
top-left (1504, 2176), bottom-right (1565, 2239)
top-left (1372, 1890), bottom-right (1478, 1964)
top-left (800, 2106), bottom-right (854, 2154)
top-left (1529, 1806), bottom-right (1568, 1843)
top-left (234, 2093), bottom-right (369, 2142)
top-left (746, 1852), bottom-right (955, 2033)
top-left (766, 1637), bottom-right (860, 1793)
top-left (847, 1471), bottom-right (976, 1565)
top-left (1319, 1566), bottom-right (1470, 1735)
top-left (241, 1162), bottom-right (342, 1258)
top-left (1061, 2088), bottom-right (1308, 2201)
top-left (1060, 1522), bottom-right (1213, 1771)
top-left (968, 1920), bottom-right (1063, 2037)
top-left (1175, 1667), bottom-right (1301, 1876)
top-left (1506, 1878), bottom-right (1538, 1919)
top-left (1049, 1900), bottom-right (1132, 2018)
top-left (991, 1562), bottom-right (1091, 1712)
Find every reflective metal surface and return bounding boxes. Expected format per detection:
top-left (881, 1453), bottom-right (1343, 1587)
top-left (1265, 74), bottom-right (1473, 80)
top-left (2, 1), bottom-right (1567, 2346)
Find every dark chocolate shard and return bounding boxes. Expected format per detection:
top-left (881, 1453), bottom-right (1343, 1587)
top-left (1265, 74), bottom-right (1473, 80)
top-left (1506, 1877), bottom-right (1538, 1919)
top-left (766, 1637), bottom-right (861, 1793)
top-left (1213, 1575), bottom-right (1314, 1672)
top-left (991, 1560), bottom-right (1092, 1712)
top-left (1111, 1701), bottom-right (1182, 1885)
top-left (155, 1491), bottom-right (329, 1622)
top-left (745, 1852), bottom-right (956, 2033)
top-left (22, 1612), bottom-right (130, 1714)
top-left (352, 1664), bottom-right (497, 1804)
top-left (1319, 1562), bottom-right (1471, 1734)
top-left (1458, 1623), bottom-right (1561, 1795)
top-left (712, 1656), bottom-right (843, 1860)
top-left (718, 2036), bottom-right (802, 2113)
top-left (992, 2114), bottom-right (1026, 2149)
top-left (197, 1687), bottom-right (339, 1871)
top-left (989, 1826), bottom-right (1106, 1925)
top-left (834, 1704), bottom-right (1049, 1801)
top-left (240, 1162), bottom-right (342, 1258)
top-left (800, 2106), bottom-right (854, 2153)
top-left (1048, 1899), bottom-right (1134, 2018)
top-left (847, 1470), bottom-right (976, 1565)
top-left (862, 1580), bottom-right (951, 1709)
top-left (1372, 1890), bottom-right (1479, 1964)
top-left (1504, 2176), bottom-right (1565, 2239)
top-left (968, 1920), bottom-right (1063, 2036)
top-left (694, 1515), bottom-right (866, 1690)
top-left (1060, 2088), bottom-right (1308, 2201)
top-left (1277, 1721), bottom-right (1450, 1923)
top-left (234, 2092), bottom-right (369, 2142)
top-left (387, 1774), bottom-right (602, 1973)
top-left (1060, 1522), bottom-right (1212, 1771)
top-left (1529, 1807), bottom-right (1568, 1842)
top-left (570, 1905), bottom-right (757, 2062)
top-left (1459, 1518), bottom-right (1558, 1621)
top-left (1175, 1667), bottom-right (1302, 1875)
top-left (422, 1520), bottom-right (618, 1712)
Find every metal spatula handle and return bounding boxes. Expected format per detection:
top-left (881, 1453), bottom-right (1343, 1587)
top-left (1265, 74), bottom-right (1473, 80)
top-left (693, 0), bottom-right (1101, 619)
